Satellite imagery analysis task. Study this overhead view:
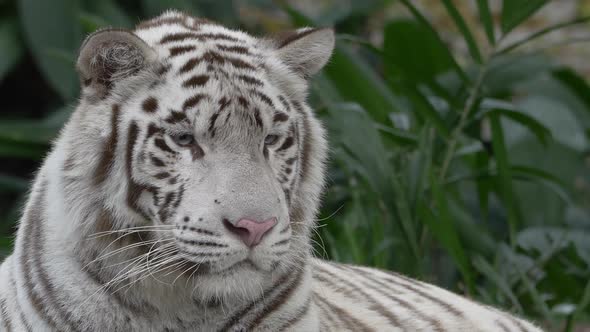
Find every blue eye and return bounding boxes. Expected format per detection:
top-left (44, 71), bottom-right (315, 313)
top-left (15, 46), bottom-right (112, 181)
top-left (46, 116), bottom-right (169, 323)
top-left (172, 133), bottom-right (194, 146)
top-left (264, 135), bottom-right (279, 146)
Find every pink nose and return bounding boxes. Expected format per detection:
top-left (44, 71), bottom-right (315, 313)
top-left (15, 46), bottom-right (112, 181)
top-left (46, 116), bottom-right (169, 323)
top-left (224, 218), bottom-right (277, 247)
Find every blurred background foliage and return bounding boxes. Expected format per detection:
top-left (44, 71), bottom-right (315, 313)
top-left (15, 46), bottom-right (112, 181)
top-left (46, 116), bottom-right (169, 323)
top-left (1, 0), bottom-right (590, 330)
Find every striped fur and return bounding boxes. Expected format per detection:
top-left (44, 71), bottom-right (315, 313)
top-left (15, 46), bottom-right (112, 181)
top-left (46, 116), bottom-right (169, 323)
top-left (0, 10), bottom-right (542, 331)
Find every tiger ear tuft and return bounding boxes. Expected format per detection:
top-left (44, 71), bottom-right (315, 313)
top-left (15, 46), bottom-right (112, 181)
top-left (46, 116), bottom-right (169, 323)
top-left (76, 29), bottom-right (157, 96)
top-left (273, 28), bottom-right (335, 78)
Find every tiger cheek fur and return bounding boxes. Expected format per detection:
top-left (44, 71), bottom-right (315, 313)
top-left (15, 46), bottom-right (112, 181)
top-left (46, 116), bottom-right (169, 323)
top-left (0, 10), bottom-right (543, 332)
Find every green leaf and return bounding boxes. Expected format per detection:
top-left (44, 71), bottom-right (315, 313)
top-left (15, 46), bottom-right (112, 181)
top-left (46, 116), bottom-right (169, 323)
top-left (79, 12), bottom-right (110, 33)
top-left (490, 113), bottom-right (521, 247)
top-left (511, 165), bottom-right (573, 204)
top-left (421, 176), bottom-right (475, 294)
top-left (83, 0), bottom-right (133, 28)
top-left (0, 139), bottom-right (47, 159)
top-left (282, 4), bottom-right (404, 125)
top-left (441, 0), bottom-right (482, 63)
top-left (0, 17), bottom-right (24, 82)
top-left (472, 255), bottom-right (523, 313)
top-left (553, 68), bottom-right (590, 111)
top-left (327, 44), bottom-right (403, 124)
top-left (383, 19), bottom-right (462, 85)
top-left (483, 54), bottom-right (555, 96)
top-left (396, 85), bottom-right (450, 138)
top-left (472, 105), bottom-right (553, 146)
top-left (375, 124), bottom-right (418, 147)
top-left (0, 174), bottom-right (28, 192)
top-left (500, 0), bottom-right (549, 34)
top-left (498, 16), bottom-right (590, 54)
top-left (18, 0), bottom-right (83, 101)
top-left (476, 0), bottom-right (495, 44)
top-left (141, 0), bottom-right (201, 17)
top-left (509, 96), bottom-right (587, 151)
top-left (0, 120), bottom-right (61, 144)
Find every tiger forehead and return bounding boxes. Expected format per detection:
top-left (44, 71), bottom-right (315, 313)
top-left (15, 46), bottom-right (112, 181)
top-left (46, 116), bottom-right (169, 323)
top-left (134, 15), bottom-right (292, 127)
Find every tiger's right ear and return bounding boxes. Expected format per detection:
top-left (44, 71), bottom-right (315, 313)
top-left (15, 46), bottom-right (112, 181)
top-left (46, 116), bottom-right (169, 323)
top-left (76, 29), bottom-right (158, 97)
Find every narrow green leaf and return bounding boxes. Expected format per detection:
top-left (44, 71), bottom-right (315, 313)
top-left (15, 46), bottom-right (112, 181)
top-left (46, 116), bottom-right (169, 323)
top-left (375, 124), bottom-right (418, 147)
top-left (396, 85), bottom-right (450, 138)
top-left (500, 0), bottom-right (549, 34)
top-left (18, 0), bottom-right (83, 101)
top-left (421, 176), bottom-right (475, 294)
top-left (472, 107), bottom-right (552, 146)
top-left (472, 255), bottom-right (524, 313)
top-left (498, 16), bottom-right (590, 54)
top-left (572, 280), bottom-right (590, 323)
top-left (441, 0), bottom-right (482, 63)
top-left (490, 113), bottom-right (521, 247)
top-left (0, 17), bottom-right (24, 82)
top-left (553, 68), bottom-right (590, 111)
top-left (476, 0), bottom-right (495, 44)
top-left (408, 126), bottom-right (434, 208)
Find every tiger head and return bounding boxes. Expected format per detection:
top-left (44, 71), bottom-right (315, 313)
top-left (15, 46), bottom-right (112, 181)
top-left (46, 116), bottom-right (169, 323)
top-left (62, 11), bottom-right (334, 302)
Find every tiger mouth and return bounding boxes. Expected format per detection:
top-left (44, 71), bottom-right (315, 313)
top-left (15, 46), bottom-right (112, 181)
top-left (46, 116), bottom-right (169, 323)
top-left (177, 253), bottom-right (263, 276)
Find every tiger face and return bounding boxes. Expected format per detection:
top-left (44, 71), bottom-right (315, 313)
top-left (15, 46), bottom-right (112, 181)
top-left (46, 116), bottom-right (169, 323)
top-left (68, 11), bottom-right (334, 302)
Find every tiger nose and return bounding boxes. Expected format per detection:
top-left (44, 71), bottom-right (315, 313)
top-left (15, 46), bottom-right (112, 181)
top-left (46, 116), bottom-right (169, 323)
top-left (223, 217), bottom-right (277, 247)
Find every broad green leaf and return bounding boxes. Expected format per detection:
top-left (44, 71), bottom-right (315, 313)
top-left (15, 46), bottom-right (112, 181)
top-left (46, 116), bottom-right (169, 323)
top-left (441, 0), bottom-right (482, 63)
top-left (0, 139), bottom-right (47, 159)
top-left (490, 113), bottom-right (521, 246)
top-left (327, 44), bottom-right (403, 124)
top-left (476, 0), bottom-right (495, 44)
top-left (517, 227), bottom-right (590, 268)
top-left (79, 12), bottom-right (110, 33)
top-left (483, 54), bottom-right (555, 96)
top-left (0, 120), bottom-right (61, 144)
top-left (18, 0), bottom-right (82, 101)
top-left (500, 0), bottom-right (549, 34)
top-left (141, 0), bottom-right (201, 17)
top-left (384, 19), bottom-right (460, 85)
top-left (83, 0), bottom-right (133, 28)
top-left (0, 17), bottom-right (24, 82)
top-left (0, 174), bottom-right (28, 192)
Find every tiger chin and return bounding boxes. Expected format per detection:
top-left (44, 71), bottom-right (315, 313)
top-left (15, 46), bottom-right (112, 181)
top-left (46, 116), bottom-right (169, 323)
top-left (0, 10), bottom-right (542, 332)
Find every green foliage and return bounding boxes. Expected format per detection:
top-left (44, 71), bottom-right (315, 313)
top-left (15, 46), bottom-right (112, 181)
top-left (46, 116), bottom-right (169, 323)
top-left (1, 0), bottom-right (589, 329)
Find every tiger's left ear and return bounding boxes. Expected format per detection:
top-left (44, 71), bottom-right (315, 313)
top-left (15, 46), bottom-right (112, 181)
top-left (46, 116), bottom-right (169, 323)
top-left (274, 28), bottom-right (335, 78)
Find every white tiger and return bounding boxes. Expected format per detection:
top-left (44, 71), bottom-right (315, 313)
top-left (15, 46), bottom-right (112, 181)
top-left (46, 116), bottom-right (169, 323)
top-left (0, 10), bottom-right (542, 332)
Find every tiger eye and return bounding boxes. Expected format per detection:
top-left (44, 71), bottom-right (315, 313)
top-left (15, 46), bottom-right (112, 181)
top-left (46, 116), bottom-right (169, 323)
top-left (264, 135), bottom-right (279, 146)
top-left (172, 133), bottom-right (194, 146)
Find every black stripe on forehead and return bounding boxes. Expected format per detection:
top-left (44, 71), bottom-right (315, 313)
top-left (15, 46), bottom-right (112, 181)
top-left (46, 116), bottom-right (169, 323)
top-left (165, 111), bottom-right (189, 124)
top-left (160, 32), bottom-right (242, 44)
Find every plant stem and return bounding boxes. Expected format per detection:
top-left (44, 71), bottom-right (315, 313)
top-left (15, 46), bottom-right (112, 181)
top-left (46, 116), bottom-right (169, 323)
top-left (438, 62), bottom-right (489, 181)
